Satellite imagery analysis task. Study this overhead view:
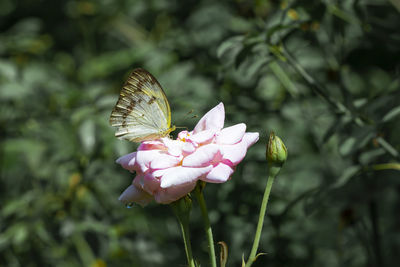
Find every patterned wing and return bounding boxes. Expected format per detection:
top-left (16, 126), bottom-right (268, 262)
top-left (109, 68), bottom-right (172, 142)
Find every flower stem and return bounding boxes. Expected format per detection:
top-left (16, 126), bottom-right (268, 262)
top-left (171, 197), bottom-right (196, 267)
top-left (245, 174), bottom-right (275, 267)
top-left (194, 182), bottom-right (217, 267)
top-left (177, 216), bottom-right (196, 267)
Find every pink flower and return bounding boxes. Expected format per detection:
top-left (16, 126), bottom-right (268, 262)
top-left (117, 103), bottom-right (259, 205)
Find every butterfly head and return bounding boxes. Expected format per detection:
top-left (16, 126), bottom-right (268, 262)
top-left (164, 125), bottom-right (176, 137)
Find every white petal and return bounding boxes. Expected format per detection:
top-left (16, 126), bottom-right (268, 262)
top-left (118, 184), bottom-right (153, 207)
top-left (133, 173), bottom-right (160, 194)
top-left (152, 168), bottom-right (170, 178)
top-left (160, 166), bottom-right (212, 188)
top-left (216, 123), bottom-right (246, 145)
top-left (135, 150), bottom-right (163, 172)
top-left (203, 163), bottom-right (234, 183)
top-left (115, 152), bottom-right (137, 171)
top-left (189, 129), bottom-right (216, 144)
top-left (182, 144), bottom-right (219, 167)
top-left (243, 132), bottom-right (259, 148)
top-left (154, 183), bottom-right (197, 204)
top-left (182, 142), bottom-right (196, 154)
top-left (193, 103), bottom-right (225, 133)
top-left (162, 138), bottom-right (183, 156)
top-left (220, 141), bottom-right (247, 165)
top-left (151, 154), bottom-right (182, 169)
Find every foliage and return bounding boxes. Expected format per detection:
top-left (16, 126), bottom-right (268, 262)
top-left (1, 0), bottom-right (399, 266)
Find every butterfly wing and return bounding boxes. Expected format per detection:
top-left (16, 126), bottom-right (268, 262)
top-left (109, 68), bottom-right (173, 142)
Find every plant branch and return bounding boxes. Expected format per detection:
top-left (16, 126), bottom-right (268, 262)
top-left (194, 183), bottom-right (217, 267)
top-left (245, 174), bottom-right (275, 267)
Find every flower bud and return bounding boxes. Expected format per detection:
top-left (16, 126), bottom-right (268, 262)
top-left (266, 132), bottom-right (287, 176)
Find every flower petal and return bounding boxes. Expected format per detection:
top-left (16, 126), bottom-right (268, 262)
top-left (160, 166), bottom-right (212, 188)
top-left (189, 129), bottom-right (216, 144)
top-left (216, 123), bottom-right (246, 145)
top-left (118, 184), bottom-right (153, 207)
top-left (135, 150), bottom-right (163, 172)
top-left (154, 183), bottom-right (197, 204)
top-left (220, 141), bottom-right (247, 165)
top-left (203, 163), bottom-right (234, 183)
top-left (138, 140), bottom-right (166, 151)
top-left (116, 152), bottom-right (137, 171)
top-left (178, 130), bottom-right (190, 140)
top-left (182, 144), bottom-right (219, 167)
top-left (193, 103), bottom-right (225, 133)
top-left (182, 141), bottom-right (196, 154)
top-left (133, 173), bottom-right (160, 194)
top-left (152, 168), bottom-right (170, 178)
top-left (162, 138), bottom-right (183, 156)
top-left (150, 153), bottom-right (182, 169)
top-left (242, 132), bottom-right (259, 148)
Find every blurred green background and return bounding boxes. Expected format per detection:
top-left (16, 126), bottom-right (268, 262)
top-left (1, 0), bottom-right (400, 266)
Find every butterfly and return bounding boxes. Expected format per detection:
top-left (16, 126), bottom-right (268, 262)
top-left (109, 68), bottom-right (175, 142)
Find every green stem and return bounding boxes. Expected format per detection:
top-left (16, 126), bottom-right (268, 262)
top-left (245, 174), bottom-right (275, 267)
top-left (177, 217), bottom-right (196, 267)
top-left (194, 183), bottom-right (217, 267)
top-left (171, 197), bottom-right (195, 267)
top-left (370, 163), bottom-right (400, 171)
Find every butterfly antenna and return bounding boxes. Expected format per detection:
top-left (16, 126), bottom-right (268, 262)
top-left (170, 109), bottom-right (197, 135)
top-left (175, 126), bottom-right (188, 130)
top-left (184, 109), bottom-right (199, 120)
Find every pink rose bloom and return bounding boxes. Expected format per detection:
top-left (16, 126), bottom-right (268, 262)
top-left (117, 103), bottom-right (259, 205)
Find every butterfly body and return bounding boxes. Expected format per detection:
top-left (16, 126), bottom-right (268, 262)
top-left (110, 68), bottom-right (175, 142)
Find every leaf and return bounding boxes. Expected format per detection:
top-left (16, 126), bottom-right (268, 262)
top-left (266, 22), bottom-right (299, 42)
top-left (339, 136), bottom-right (357, 156)
top-left (79, 119), bottom-right (96, 154)
top-left (339, 130), bottom-right (374, 156)
top-left (255, 252), bottom-right (267, 261)
top-left (234, 43), bottom-right (255, 69)
top-left (3, 138), bottom-right (46, 171)
top-left (2, 192), bottom-right (35, 217)
top-left (268, 61), bottom-right (299, 97)
top-left (376, 137), bottom-right (400, 159)
top-left (0, 59), bottom-right (17, 81)
top-left (78, 46), bottom-right (151, 82)
top-left (218, 241), bottom-right (228, 267)
top-left (359, 148), bottom-right (385, 165)
top-left (216, 36), bottom-right (244, 59)
top-left (331, 165), bottom-right (361, 189)
top-left (71, 106), bottom-right (95, 124)
top-left (0, 82), bottom-right (30, 100)
top-left (322, 118), bottom-right (350, 144)
top-left (238, 54), bottom-right (270, 80)
top-left (8, 223), bottom-right (29, 246)
top-left (382, 105), bottom-right (400, 123)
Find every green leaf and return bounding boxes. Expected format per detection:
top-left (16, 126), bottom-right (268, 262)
top-left (218, 241), bottom-right (228, 267)
top-left (216, 36), bottom-right (244, 59)
top-left (79, 120), bottom-right (96, 154)
top-left (331, 165), bottom-right (361, 189)
top-left (382, 105), bottom-right (400, 123)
